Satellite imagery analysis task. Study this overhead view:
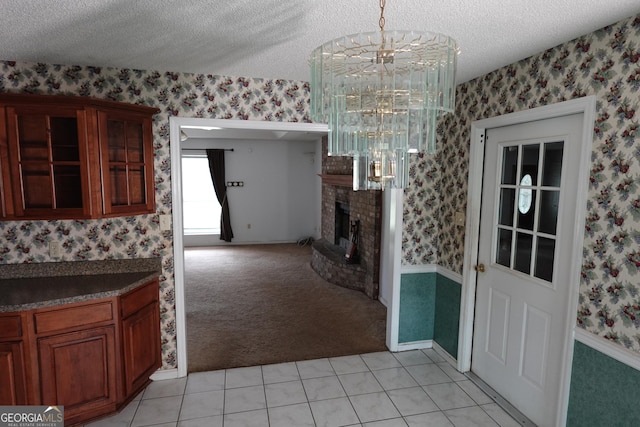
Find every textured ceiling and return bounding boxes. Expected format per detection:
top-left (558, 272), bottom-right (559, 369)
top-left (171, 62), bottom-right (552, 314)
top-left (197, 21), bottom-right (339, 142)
top-left (1, 0), bottom-right (639, 84)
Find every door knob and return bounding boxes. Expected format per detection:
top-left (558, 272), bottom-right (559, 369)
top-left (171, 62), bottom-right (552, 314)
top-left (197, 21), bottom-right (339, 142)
top-left (475, 263), bottom-right (486, 273)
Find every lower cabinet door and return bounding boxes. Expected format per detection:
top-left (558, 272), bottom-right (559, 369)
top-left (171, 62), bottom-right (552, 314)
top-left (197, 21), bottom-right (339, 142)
top-left (0, 341), bottom-right (28, 405)
top-left (38, 326), bottom-right (117, 422)
top-left (122, 302), bottom-right (161, 395)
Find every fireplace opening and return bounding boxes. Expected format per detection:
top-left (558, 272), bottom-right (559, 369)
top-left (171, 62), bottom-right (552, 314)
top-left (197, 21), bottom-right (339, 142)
top-left (335, 201), bottom-right (350, 250)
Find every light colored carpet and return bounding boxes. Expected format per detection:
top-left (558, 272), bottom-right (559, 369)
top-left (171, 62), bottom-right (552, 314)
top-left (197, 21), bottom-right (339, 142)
top-left (184, 243), bottom-right (387, 373)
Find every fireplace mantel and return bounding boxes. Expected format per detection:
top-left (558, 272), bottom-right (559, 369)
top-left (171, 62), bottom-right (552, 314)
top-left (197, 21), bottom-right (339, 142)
top-left (319, 174), bottom-right (352, 187)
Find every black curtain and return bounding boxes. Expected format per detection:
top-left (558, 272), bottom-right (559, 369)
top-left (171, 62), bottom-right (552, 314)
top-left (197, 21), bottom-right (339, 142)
top-left (206, 149), bottom-right (234, 242)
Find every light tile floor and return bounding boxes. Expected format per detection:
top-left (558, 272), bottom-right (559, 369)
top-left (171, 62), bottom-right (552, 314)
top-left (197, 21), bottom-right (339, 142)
top-left (84, 348), bottom-right (521, 427)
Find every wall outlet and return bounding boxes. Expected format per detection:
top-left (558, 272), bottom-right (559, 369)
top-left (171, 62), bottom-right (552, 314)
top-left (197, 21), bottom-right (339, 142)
top-left (247, 223), bottom-right (251, 229)
top-left (49, 241), bottom-right (61, 258)
top-left (454, 211), bottom-right (465, 227)
top-left (159, 214), bottom-right (172, 231)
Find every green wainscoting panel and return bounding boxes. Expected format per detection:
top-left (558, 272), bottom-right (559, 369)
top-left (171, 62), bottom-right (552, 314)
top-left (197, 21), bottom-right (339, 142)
top-left (398, 273), bottom-right (436, 343)
top-left (567, 341), bottom-right (640, 426)
top-left (434, 275), bottom-right (461, 358)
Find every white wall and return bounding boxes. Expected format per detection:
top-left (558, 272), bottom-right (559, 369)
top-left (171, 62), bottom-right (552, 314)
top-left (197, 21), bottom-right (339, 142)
top-left (182, 137), bottom-right (322, 246)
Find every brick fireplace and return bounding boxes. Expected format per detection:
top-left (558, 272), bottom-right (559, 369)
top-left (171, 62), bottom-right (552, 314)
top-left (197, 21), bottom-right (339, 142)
top-left (311, 137), bottom-right (382, 299)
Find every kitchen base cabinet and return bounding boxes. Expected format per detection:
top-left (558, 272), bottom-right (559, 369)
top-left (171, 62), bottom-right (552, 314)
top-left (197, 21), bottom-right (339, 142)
top-left (0, 341), bottom-right (28, 405)
top-left (38, 326), bottom-right (118, 426)
top-left (0, 278), bottom-right (161, 426)
top-left (122, 302), bottom-right (161, 396)
top-left (0, 313), bottom-right (29, 405)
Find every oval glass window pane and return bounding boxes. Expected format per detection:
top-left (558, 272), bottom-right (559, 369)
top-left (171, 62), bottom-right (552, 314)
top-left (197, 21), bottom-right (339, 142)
top-left (535, 237), bottom-right (555, 282)
top-left (496, 228), bottom-right (513, 267)
top-left (542, 141), bottom-right (563, 187)
top-left (518, 174), bottom-right (533, 214)
top-left (501, 146), bottom-right (518, 185)
top-left (538, 190), bottom-right (560, 235)
top-left (521, 144), bottom-right (540, 184)
top-left (517, 189), bottom-right (536, 230)
top-left (515, 232), bottom-right (533, 274)
top-left (499, 188), bottom-right (515, 226)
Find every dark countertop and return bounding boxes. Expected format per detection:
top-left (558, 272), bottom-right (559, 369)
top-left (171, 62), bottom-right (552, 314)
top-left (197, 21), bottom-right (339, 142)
top-left (0, 258), bottom-right (162, 313)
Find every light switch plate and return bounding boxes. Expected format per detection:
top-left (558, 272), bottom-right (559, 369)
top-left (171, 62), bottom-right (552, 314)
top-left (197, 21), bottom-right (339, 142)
top-left (159, 214), bottom-right (172, 231)
top-left (49, 241), bottom-right (61, 258)
top-left (454, 211), bottom-right (465, 227)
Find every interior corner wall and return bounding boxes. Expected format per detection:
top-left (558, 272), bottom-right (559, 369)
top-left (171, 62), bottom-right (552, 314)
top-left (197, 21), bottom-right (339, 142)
top-left (398, 271), bottom-right (461, 359)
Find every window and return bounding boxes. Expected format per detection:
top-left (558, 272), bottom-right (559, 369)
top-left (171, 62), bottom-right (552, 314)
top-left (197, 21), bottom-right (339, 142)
top-left (181, 156), bottom-right (221, 234)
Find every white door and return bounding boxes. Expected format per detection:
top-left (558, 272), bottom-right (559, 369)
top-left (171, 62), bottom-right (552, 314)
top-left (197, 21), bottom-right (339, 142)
top-left (472, 113), bottom-right (584, 426)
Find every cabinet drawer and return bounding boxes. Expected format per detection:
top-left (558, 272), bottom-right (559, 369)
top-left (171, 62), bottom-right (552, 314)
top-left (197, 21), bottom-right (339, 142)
top-left (121, 280), bottom-right (158, 318)
top-left (34, 301), bottom-right (114, 335)
top-left (0, 315), bottom-right (22, 339)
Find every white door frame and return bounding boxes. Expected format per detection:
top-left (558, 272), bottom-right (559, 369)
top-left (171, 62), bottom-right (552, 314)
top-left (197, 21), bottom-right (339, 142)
top-left (169, 117), bottom-right (328, 378)
top-left (458, 96), bottom-right (595, 426)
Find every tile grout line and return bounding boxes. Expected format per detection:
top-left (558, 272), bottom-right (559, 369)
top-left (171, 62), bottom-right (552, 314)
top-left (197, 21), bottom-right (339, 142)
top-left (88, 349), bottom-right (519, 427)
top-left (221, 368), bottom-right (227, 426)
top-left (295, 358), bottom-right (317, 427)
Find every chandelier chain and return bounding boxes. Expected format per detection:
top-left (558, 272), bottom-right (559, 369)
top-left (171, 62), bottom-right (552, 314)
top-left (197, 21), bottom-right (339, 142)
top-left (379, 0), bottom-right (386, 32)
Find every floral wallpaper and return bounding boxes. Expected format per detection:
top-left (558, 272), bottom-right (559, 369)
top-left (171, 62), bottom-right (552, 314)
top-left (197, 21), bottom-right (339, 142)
top-left (427, 13), bottom-right (640, 353)
top-left (402, 152), bottom-right (440, 265)
top-left (1, 10), bottom-right (639, 366)
top-left (0, 61), bottom-right (310, 369)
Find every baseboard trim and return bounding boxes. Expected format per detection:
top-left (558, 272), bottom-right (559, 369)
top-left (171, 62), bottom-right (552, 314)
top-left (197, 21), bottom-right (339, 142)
top-left (432, 341), bottom-right (458, 368)
top-left (396, 340), bottom-right (433, 351)
top-left (574, 328), bottom-right (640, 372)
top-left (378, 295), bottom-right (389, 307)
top-left (150, 368), bottom-right (179, 381)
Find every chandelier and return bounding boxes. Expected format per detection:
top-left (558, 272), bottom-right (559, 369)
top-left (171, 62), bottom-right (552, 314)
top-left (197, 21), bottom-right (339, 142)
top-left (310, 0), bottom-right (459, 190)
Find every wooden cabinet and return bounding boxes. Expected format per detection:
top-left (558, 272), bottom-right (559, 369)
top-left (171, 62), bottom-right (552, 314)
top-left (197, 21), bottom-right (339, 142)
top-left (38, 326), bottom-right (118, 424)
top-left (97, 109), bottom-right (155, 216)
top-left (0, 94), bottom-right (158, 220)
top-left (120, 282), bottom-right (161, 396)
top-left (0, 313), bottom-right (29, 405)
top-left (0, 278), bottom-right (161, 426)
top-left (4, 105), bottom-right (91, 218)
top-left (0, 341), bottom-right (28, 405)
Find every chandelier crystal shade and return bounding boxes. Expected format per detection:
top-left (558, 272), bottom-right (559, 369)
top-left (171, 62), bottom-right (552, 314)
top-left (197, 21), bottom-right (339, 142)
top-left (310, 25), bottom-right (459, 190)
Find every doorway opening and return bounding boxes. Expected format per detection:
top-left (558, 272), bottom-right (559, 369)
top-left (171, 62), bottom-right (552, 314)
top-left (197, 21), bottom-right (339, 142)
top-left (172, 117), bottom-right (372, 375)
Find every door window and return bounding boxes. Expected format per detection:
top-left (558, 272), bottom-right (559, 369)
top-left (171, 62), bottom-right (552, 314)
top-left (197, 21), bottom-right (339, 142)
top-left (494, 142), bottom-right (564, 283)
